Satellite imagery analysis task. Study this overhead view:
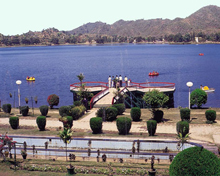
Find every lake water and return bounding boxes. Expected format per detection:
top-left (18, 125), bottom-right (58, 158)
top-left (0, 44), bottom-right (220, 108)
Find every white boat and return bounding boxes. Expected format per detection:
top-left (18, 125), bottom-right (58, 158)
top-left (202, 86), bottom-right (215, 93)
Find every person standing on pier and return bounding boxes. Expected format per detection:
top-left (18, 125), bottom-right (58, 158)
top-left (119, 75), bottom-right (122, 87)
top-left (108, 76), bottom-right (111, 88)
top-left (124, 76), bottom-right (128, 86)
top-left (112, 76), bottom-right (115, 88)
top-left (128, 78), bottom-right (131, 86)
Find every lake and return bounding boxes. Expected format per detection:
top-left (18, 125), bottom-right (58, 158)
top-left (0, 43), bottom-right (220, 108)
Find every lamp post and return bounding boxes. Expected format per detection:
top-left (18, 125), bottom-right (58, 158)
top-left (186, 82), bottom-right (193, 109)
top-left (16, 80), bottom-right (22, 113)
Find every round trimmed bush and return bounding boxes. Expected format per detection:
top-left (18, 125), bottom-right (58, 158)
top-left (112, 104), bottom-right (125, 115)
top-left (176, 121), bottom-right (189, 137)
top-left (62, 116), bottom-right (73, 129)
top-left (190, 88), bottom-right (207, 108)
top-left (169, 146), bottom-right (220, 176)
top-left (39, 105), bottom-right (49, 116)
top-left (116, 117), bottom-right (132, 135)
top-left (180, 108), bottom-right (190, 121)
top-left (205, 110), bottom-right (216, 122)
top-left (147, 120), bottom-right (157, 136)
top-left (36, 116), bottom-right (46, 131)
top-left (71, 106), bottom-right (81, 120)
top-left (153, 110), bottom-right (164, 123)
top-left (106, 107), bottom-right (118, 121)
top-left (20, 106), bottom-right (29, 116)
top-left (59, 106), bottom-right (71, 117)
top-left (9, 116), bottom-right (19, 129)
top-left (90, 117), bottom-right (103, 134)
top-left (2, 104), bottom-right (11, 114)
top-left (47, 94), bottom-right (59, 109)
top-left (96, 107), bottom-right (106, 118)
top-left (130, 107), bottom-right (141, 121)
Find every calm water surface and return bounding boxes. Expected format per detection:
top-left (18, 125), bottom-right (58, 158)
top-left (0, 44), bottom-right (220, 108)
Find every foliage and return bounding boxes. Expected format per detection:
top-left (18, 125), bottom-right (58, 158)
top-left (106, 107), bottom-right (118, 121)
top-left (76, 84), bottom-right (93, 102)
top-left (77, 73), bottom-right (84, 86)
top-left (153, 110), bottom-right (164, 123)
top-left (112, 103), bottom-right (125, 115)
top-left (59, 106), bottom-right (72, 117)
top-left (9, 116), bottom-right (19, 129)
top-left (147, 120), bottom-right (157, 136)
top-left (90, 117), bottom-right (103, 134)
top-left (176, 121), bottom-right (189, 137)
top-left (96, 107), bottom-right (107, 118)
top-left (71, 105), bottom-right (86, 120)
top-left (169, 147), bottom-right (220, 176)
top-left (74, 101), bottom-right (81, 106)
top-left (39, 105), bottom-right (49, 116)
top-left (36, 116), bottom-right (46, 131)
top-left (180, 108), bottom-right (190, 121)
top-left (2, 104), bottom-right (11, 114)
top-left (116, 117), bottom-right (132, 135)
top-left (130, 107), bottom-right (141, 121)
top-left (190, 88), bottom-right (207, 108)
top-left (205, 110), bottom-right (216, 122)
top-left (59, 116), bottom-right (73, 129)
top-left (20, 106), bottom-right (29, 116)
top-left (47, 94), bottom-right (59, 109)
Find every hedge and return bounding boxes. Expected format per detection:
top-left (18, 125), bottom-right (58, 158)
top-left (176, 121), bottom-right (189, 137)
top-left (116, 117), bottom-right (132, 135)
top-left (90, 117), bottom-right (103, 134)
top-left (205, 110), bottom-right (216, 122)
top-left (112, 104), bottom-right (125, 115)
top-left (2, 104), bottom-right (11, 114)
top-left (39, 105), bottom-right (49, 116)
top-left (180, 108), bottom-right (190, 121)
top-left (36, 116), bottom-right (46, 131)
top-left (130, 107), bottom-right (141, 121)
top-left (147, 120), bottom-right (157, 136)
top-left (9, 116), bottom-right (19, 129)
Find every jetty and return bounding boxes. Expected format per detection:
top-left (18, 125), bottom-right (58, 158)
top-left (70, 81), bottom-right (175, 109)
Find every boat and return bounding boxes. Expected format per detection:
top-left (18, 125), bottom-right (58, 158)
top-left (201, 86), bottom-right (215, 93)
top-left (26, 76), bottom-right (35, 81)
top-left (199, 53), bottom-right (204, 56)
top-left (149, 71), bottom-right (159, 76)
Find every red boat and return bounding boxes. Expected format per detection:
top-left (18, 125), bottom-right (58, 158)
top-left (199, 53), bottom-right (204, 56)
top-left (149, 71), bottom-right (159, 76)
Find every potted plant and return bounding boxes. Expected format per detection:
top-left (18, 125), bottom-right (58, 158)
top-left (21, 149), bottom-right (27, 159)
top-left (25, 97), bottom-right (29, 104)
top-left (67, 164), bottom-right (75, 175)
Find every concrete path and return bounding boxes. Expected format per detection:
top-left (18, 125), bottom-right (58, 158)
top-left (94, 88), bottom-right (116, 108)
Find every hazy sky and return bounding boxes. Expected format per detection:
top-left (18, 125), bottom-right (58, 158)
top-left (1, 0), bottom-right (220, 35)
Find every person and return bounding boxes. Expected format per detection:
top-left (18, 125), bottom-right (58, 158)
top-left (112, 76), bottom-right (114, 88)
top-left (82, 98), bottom-right (88, 112)
top-left (124, 76), bottom-right (128, 86)
top-left (119, 75), bottom-right (122, 87)
top-left (108, 76), bottom-right (111, 88)
top-left (200, 85), bottom-right (203, 89)
top-left (128, 78), bottom-right (131, 86)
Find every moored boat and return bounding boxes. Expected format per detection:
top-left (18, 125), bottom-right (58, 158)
top-left (149, 71), bottom-right (159, 76)
top-left (201, 86), bottom-right (215, 93)
top-left (199, 53), bottom-right (204, 56)
top-left (26, 76), bottom-right (35, 81)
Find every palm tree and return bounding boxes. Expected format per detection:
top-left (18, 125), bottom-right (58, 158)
top-left (77, 73), bottom-right (84, 87)
top-left (58, 128), bottom-right (73, 161)
top-left (177, 132), bottom-right (190, 151)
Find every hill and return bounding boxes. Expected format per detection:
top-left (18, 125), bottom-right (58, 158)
top-left (68, 5), bottom-right (220, 37)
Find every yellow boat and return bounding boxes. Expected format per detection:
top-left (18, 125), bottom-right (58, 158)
top-left (26, 76), bottom-right (35, 81)
top-left (202, 86), bottom-right (215, 93)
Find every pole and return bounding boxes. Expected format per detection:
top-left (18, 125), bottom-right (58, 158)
top-left (189, 87), bottom-right (191, 109)
top-left (18, 84), bottom-right (21, 113)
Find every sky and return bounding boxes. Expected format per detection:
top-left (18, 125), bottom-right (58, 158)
top-left (1, 0), bottom-right (220, 36)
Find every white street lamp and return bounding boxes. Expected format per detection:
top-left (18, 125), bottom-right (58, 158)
top-left (16, 80), bottom-right (22, 112)
top-left (186, 82), bottom-right (193, 109)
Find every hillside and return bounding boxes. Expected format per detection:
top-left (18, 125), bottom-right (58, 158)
top-left (68, 5), bottom-right (220, 37)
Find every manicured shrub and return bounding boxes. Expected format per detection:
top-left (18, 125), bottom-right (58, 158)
top-left (169, 146), bottom-right (220, 176)
top-left (116, 117), bottom-right (132, 135)
top-left (180, 108), bottom-right (190, 121)
top-left (190, 88), bottom-right (207, 108)
top-left (20, 106), bottom-right (29, 116)
top-left (96, 107), bottom-right (107, 118)
top-left (71, 106), bottom-right (81, 120)
top-left (78, 105), bottom-right (86, 116)
top-left (112, 103), bottom-right (125, 115)
top-left (106, 107), bottom-right (118, 121)
top-left (47, 94), bottom-right (59, 109)
top-left (205, 110), bottom-right (216, 122)
top-left (2, 104), bottom-right (11, 114)
top-left (176, 121), bottom-right (189, 137)
top-left (59, 106), bottom-right (71, 117)
top-left (90, 117), bottom-right (103, 134)
top-left (147, 120), bottom-right (157, 136)
top-left (74, 101), bottom-right (81, 106)
top-left (130, 107), bottom-right (141, 121)
top-left (39, 105), bottom-right (49, 116)
top-left (36, 116), bottom-right (46, 131)
top-left (153, 110), bottom-right (164, 123)
top-left (9, 116), bottom-right (19, 129)
top-left (59, 116), bottom-right (73, 128)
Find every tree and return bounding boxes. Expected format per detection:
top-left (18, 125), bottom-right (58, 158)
top-left (77, 73), bottom-right (84, 87)
top-left (143, 90), bottom-right (169, 117)
top-left (47, 94), bottom-right (59, 109)
top-left (58, 128), bottom-right (73, 161)
top-left (190, 88), bottom-right (207, 108)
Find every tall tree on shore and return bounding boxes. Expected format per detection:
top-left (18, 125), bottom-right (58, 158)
top-left (77, 73), bottom-right (84, 87)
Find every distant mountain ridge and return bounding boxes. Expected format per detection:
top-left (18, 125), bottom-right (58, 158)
top-left (68, 5), bottom-right (220, 37)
